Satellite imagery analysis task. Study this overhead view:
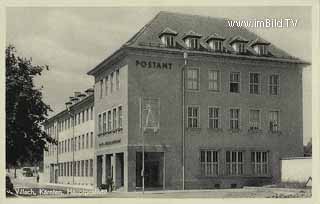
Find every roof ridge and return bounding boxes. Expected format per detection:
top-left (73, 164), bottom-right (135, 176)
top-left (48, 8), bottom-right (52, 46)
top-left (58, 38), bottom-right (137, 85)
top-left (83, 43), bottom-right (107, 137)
top-left (157, 10), bottom-right (232, 21)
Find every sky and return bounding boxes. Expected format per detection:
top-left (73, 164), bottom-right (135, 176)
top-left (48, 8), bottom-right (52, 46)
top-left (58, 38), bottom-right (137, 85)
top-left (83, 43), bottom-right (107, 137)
top-left (6, 6), bottom-right (312, 144)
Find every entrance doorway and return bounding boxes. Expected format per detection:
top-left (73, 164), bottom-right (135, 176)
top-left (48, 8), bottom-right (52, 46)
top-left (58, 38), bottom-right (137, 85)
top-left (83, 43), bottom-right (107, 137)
top-left (136, 152), bottom-right (164, 189)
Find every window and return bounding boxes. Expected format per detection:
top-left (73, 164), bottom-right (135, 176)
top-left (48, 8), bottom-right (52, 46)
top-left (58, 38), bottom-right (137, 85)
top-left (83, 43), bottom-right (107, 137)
top-left (269, 111), bottom-right (280, 132)
top-left (82, 111), bottom-right (85, 123)
top-left (98, 114), bottom-right (102, 134)
top-left (249, 73), bottom-right (260, 94)
top-left (78, 113), bottom-right (80, 124)
top-left (208, 107), bottom-right (219, 129)
top-left (86, 108), bottom-right (89, 121)
top-left (74, 115), bottom-right (77, 126)
top-left (187, 106), bottom-right (199, 128)
top-left (233, 42), bottom-right (246, 53)
top-left (113, 108), bottom-right (117, 130)
top-left (254, 45), bottom-right (268, 56)
top-left (226, 151), bottom-right (243, 175)
top-left (251, 151), bottom-right (268, 175)
top-left (85, 160), bottom-right (88, 177)
top-left (90, 106), bottom-right (93, 120)
top-left (269, 74), bottom-right (279, 95)
top-left (66, 162), bottom-right (69, 176)
top-left (208, 40), bottom-right (223, 52)
top-left (108, 110), bottom-right (112, 131)
top-left (110, 72), bottom-right (114, 93)
top-left (90, 159), bottom-right (93, 177)
top-left (90, 132), bottom-right (93, 148)
top-left (230, 72), bottom-right (240, 93)
top-left (82, 135), bottom-right (84, 149)
top-left (200, 150), bottom-right (219, 176)
top-left (86, 133), bottom-right (89, 149)
top-left (70, 162), bottom-right (73, 176)
top-left (161, 35), bottom-right (175, 47)
top-left (78, 136), bottom-right (81, 150)
top-left (77, 161), bottom-right (80, 176)
top-left (74, 137), bottom-right (77, 151)
top-left (208, 70), bottom-right (220, 91)
top-left (249, 109), bottom-right (260, 130)
top-left (81, 160), bottom-right (84, 177)
top-left (186, 37), bottom-right (199, 49)
top-left (186, 68), bottom-right (199, 90)
top-left (99, 80), bottom-right (103, 99)
top-left (102, 112), bottom-right (106, 133)
top-left (118, 106), bottom-right (123, 129)
top-left (116, 69), bottom-right (120, 90)
top-left (105, 76), bottom-right (108, 96)
top-left (67, 139), bottom-right (70, 152)
top-left (230, 108), bottom-right (240, 129)
top-left (73, 161), bottom-right (76, 176)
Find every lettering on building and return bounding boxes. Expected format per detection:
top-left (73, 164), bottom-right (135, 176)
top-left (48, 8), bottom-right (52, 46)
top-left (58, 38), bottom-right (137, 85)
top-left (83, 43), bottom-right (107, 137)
top-left (99, 139), bottom-right (121, 147)
top-left (136, 60), bottom-right (172, 70)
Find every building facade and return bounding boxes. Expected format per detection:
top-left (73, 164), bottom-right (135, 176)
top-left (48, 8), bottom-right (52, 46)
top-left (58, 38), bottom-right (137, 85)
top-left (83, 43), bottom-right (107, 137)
top-left (43, 89), bottom-right (95, 186)
top-left (44, 11), bottom-right (308, 191)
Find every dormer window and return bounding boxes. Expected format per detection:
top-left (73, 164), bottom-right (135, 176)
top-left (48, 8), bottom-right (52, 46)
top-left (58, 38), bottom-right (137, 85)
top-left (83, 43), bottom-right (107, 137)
top-left (159, 27), bottom-right (178, 48)
top-left (206, 33), bottom-right (225, 52)
top-left (232, 42), bottom-right (246, 53)
top-left (183, 30), bottom-right (202, 50)
top-left (254, 44), bottom-right (268, 56)
top-left (251, 38), bottom-right (270, 56)
top-left (230, 36), bottom-right (249, 54)
top-left (185, 37), bottom-right (199, 49)
top-left (161, 35), bottom-right (175, 48)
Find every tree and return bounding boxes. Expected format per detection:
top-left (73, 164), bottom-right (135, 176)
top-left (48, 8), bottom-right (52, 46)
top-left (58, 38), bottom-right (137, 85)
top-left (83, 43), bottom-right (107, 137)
top-left (6, 45), bottom-right (56, 171)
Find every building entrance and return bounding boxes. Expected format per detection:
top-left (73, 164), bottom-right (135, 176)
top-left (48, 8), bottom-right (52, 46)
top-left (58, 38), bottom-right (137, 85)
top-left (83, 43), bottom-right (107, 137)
top-left (136, 152), bottom-right (164, 189)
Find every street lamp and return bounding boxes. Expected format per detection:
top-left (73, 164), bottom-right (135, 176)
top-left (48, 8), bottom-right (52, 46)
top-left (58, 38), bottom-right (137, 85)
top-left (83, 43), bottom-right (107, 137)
top-left (182, 51), bottom-right (188, 190)
top-left (65, 101), bottom-right (75, 185)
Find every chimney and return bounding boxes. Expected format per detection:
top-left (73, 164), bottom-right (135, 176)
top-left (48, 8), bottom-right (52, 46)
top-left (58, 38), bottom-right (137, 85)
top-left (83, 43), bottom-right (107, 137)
top-left (65, 101), bottom-right (72, 110)
top-left (71, 97), bottom-right (79, 103)
top-left (74, 92), bottom-right (81, 97)
top-left (78, 93), bottom-right (86, 100)
top-left (85, 88), bottom-right (94, 95)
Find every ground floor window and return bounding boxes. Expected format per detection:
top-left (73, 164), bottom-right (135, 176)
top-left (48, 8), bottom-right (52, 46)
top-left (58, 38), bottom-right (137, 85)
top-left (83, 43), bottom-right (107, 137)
top-left (85, 160), bottom-right (88, 177)
top-left (90, 159), bottom-right (93, 177)
top-left (77, 161), bottom-right (80, 176)
top-left (200, 150), bottom-right (219, 176)
top-left (226, 151), bottom-right (243, 175)
top-left (251, 151), bottom-right (268, 175)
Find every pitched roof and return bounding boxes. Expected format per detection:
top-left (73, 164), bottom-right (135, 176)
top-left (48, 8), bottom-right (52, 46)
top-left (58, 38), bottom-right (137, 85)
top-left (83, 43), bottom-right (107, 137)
top-left (88, 11), bottom-right (308, 76)
top-left (182, 30), bottom-right (202, 39)
top-left (249, 38), bottom-right (271, 46)
top-left (159, 27), bottom-right (178, 36)
top-left (205, 33), bottom-right (226, 41)
top-left (229, 35), bottom-right (249, 43)
top-left (124, 11), bottom-right (299, 60)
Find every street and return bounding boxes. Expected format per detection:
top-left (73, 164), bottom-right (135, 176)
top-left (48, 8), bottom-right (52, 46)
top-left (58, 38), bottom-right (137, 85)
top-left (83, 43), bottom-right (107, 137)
top-left (7, 173), bottom-right (311, 198)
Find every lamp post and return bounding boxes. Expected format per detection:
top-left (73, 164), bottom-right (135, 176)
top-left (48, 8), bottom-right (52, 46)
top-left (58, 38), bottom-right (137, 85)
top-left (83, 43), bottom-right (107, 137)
top-left (66, 102), bottom-right (75, 185)
top-left (182, 51), bottom-right (188, 190)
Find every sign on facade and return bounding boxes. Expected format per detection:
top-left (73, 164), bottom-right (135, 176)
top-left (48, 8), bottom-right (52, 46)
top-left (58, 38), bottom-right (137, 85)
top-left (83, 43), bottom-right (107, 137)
top-left (141, 98), bottom-right (160, 133)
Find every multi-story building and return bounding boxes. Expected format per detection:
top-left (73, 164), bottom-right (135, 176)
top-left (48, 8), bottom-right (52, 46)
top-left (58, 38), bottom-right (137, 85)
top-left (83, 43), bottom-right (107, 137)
top-left (44, 11), bottom-right (308, 191)
top-left (43, 88), bottom-right (95, 186)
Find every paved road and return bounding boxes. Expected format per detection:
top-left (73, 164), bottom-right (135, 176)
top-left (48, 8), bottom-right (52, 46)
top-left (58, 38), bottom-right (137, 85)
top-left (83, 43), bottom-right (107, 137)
top-left (8, 176), bottom-right (311, 198)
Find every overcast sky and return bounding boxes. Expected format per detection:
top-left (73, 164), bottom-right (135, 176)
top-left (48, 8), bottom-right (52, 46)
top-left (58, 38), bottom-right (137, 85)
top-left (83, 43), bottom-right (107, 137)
top-left (6, 6), bottom-right (312, 143)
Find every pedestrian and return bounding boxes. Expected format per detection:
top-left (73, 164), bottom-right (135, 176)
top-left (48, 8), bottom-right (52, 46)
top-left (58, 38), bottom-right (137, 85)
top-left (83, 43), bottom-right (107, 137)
top-left (106, 176), bottom-right (113, 192)
top-left (36, 174), bottom-right (39, 183)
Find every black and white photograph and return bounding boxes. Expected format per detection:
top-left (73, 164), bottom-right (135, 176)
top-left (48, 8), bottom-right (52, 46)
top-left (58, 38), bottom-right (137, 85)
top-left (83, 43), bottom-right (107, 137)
top-left (3, 3), bottom-right (317, 202)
